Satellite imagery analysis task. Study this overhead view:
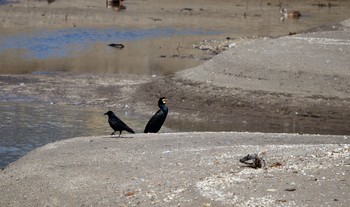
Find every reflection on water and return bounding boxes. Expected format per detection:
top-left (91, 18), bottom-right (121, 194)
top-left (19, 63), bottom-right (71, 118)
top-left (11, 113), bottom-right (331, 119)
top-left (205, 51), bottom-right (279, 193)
top-left (0, 100), bottom-right (154, 168)
top-left (1, 0), bottom-right (350, 75)
top-left (0, 28), bottom-right (217, 74)
top-left (0, 28), bottom-right (216, 59)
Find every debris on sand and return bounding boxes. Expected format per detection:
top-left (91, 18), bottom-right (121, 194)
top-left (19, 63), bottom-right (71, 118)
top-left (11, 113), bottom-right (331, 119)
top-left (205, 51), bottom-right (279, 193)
top-left (239, 153), bottom-right (267, 169)
top-left (193, 37), bottom-right (263, 55)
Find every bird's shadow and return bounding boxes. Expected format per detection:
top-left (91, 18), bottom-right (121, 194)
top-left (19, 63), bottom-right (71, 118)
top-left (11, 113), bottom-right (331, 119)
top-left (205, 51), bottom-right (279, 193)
top-left (239, 164), bottom-right (261, 169)
top-left (103, 135), bottom-right (134, 139)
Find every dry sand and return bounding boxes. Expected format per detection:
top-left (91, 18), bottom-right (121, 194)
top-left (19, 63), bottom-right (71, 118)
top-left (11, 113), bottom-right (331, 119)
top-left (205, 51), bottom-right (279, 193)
top-left (1, 132), bottom-right (349, 206)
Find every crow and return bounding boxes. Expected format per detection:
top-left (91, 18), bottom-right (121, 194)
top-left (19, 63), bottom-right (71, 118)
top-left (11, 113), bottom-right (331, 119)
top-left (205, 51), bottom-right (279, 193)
top-left (104, 111), bottom-right (135, 137)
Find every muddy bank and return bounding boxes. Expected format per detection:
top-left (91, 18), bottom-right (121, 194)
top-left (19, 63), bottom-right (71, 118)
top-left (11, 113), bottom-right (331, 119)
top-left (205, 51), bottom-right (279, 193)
top-left (1, 19), bottom-right (350, 135)
top-left (136, 75), bottom-right (350, 135)
top-left (3, 0), bottom-right (350, 30)
top-left (1, 20), bottom-right (350, 135)
top-left (134, 20), bottom-right (350, 135)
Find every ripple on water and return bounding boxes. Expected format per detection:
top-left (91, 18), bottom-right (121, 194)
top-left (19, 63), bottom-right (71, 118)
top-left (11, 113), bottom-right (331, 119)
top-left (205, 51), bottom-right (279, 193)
top-left (0, 101), bottom-right (149, 168)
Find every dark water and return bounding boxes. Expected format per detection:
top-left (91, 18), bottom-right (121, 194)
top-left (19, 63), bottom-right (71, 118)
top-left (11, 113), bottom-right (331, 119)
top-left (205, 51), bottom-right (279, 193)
top-left (0, 100), bottom-right (161, 168)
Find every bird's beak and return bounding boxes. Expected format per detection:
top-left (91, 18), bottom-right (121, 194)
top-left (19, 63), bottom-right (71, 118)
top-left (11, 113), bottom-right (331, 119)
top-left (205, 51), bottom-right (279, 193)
top-left (163, 98), bottom-right (169, 104)
top-left (104, 112), bottom-right (107, 115)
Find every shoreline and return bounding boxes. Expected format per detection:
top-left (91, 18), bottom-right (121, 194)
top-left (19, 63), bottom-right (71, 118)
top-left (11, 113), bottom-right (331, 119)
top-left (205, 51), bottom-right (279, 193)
top-left (2, 19), bottom-right (349, 135)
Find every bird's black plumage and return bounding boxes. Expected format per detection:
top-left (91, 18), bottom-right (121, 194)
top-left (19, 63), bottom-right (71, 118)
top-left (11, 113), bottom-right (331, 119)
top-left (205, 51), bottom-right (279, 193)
top-left (108, 43), bottom-right (125, 49)
top-left (144, 97), bottom-right (168, 133)
top-left (104, 111), bottom-right (135, 137)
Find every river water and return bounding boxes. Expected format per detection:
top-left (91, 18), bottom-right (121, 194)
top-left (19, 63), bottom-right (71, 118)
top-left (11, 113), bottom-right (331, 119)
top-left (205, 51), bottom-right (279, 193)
top-left (1, 0), bottom-right (350, 168)
top-left (0, 100), bottom-right (173, 168)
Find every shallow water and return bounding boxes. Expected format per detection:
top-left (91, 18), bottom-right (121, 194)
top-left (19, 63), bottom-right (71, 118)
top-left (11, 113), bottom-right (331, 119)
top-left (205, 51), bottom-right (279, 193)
top-left (1, 0), bottom-right (350, 74)
top-left (0, 0), bottom-right (14, 5)
top-left (0, 28), bottom-right (216, 60)
top-left (2, 97), bottom-right (348, 168)
top-left (0, 100), bottom-right (156, 168)
top-left (0, 27), bottom-right (217, 74)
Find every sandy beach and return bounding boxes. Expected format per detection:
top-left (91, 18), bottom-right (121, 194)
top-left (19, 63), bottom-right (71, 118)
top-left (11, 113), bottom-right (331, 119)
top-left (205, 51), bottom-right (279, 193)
top-left (1, 132), bottom-right (349, 206)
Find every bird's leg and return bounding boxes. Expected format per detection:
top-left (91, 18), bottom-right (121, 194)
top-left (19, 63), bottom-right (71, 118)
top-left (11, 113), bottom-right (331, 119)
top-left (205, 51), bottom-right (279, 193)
top-left (117, 0), bottom-right (126, 10)
top-left (119, 131), bottom-right (122, 137)
top-left (111, 131), bottom-right (116, 135)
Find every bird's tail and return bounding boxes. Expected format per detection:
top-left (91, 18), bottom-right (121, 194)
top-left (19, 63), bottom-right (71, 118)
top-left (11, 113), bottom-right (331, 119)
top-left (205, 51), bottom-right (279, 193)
top-left (126, 127), bottom-right (135, 134)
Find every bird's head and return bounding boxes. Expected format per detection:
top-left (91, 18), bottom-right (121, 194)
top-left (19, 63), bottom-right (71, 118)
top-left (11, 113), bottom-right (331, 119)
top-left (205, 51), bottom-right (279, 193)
top-left (104, 111), bottom-right (114, 116)
top-left (158, 97), bottom-right (168, 105)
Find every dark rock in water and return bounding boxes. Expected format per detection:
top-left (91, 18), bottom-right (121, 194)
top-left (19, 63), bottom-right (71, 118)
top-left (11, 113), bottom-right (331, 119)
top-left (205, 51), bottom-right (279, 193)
top-left (108, 43), bottom-right (125, 49)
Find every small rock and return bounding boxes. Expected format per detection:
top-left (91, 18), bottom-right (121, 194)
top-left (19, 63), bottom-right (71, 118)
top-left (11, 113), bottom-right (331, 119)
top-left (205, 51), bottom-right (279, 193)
top-left (285, 188), bottom-right (296, 192)
top-left (124, 191), bottom-right (136, 197)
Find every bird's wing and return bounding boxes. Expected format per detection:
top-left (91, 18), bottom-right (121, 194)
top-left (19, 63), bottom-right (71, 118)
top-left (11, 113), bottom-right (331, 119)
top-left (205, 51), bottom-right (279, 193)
top-left (108, 117), bottom-right (120, 130)
top-left (109, 116), bottom-right (134, 133)
top-left (144, 110), bottom-right (165, 133)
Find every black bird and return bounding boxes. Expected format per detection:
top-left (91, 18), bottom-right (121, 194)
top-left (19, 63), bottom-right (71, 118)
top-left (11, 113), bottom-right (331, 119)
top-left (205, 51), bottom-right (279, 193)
top-left (104, 111), bottom-right (135, 137)
top-left (144, 97), bottom-right (168, 133)
top-left (108, 43), bottom-right (125, 49)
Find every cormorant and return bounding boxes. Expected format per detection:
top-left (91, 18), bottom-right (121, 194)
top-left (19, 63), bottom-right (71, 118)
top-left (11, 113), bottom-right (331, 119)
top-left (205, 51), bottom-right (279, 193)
top-left (104, 111), bottom-right (135, 137)
top-left (144, 97), bottom-right (168, 133)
